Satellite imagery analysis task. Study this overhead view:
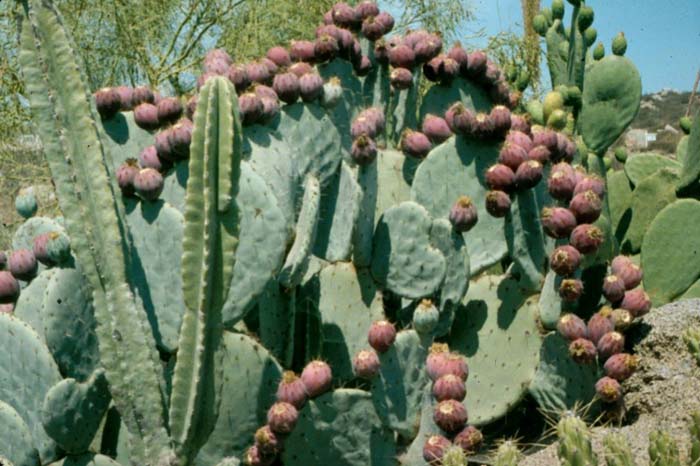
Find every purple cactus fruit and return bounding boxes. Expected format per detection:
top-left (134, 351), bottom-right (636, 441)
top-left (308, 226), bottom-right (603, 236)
top-left (569, 338), bottom-right (597, 364)
top-left (334, 28), bottom-right (355, 56)
top-left (413, 36), bottom-right (443, 64)
top-left (437, 57), bottom-right (460, 83)
top-left (300, 360), bottom-right (332, 397)
top-left (449, 196), bottom-right (478, 233)
top-left (266, 46), bottom-right (292, 68)
top-left (574, 175), bottom-right (606, 199)
top-left (248, 62), bottom-right (272, 85)
top-left (611, 308), bottom-right (634, 331)
top-left (548, 163), bottom-right (578, 201)
top-left (532, 126), bottom-right (558, 151)
top-left (196, 72), bottom-right (218, 90)
top-left (226, 64), bottom-right (250, 94)
top-left (464, 51), bottom-right (487, 78)
top-left (403, 29), bottom-right (430, 49)
top-left (445, 103), bottom-right (476, 135)
top-left (203, 58), bottom-right (230, 76)
top-left (368, 320), bottom-right (396, 353)
top-left (139, 146), bottom-right (166, 172)
top-left (434, 400), bottom-right (468, 433)
top-left (353, 55), bottom-right (372, 76)
top-left (515, 160), bottom-right (543, 190)
top-left (485, 164), bottom-right (516, 192)
top-left (388, 44), bottom-right (415, 69)
top-left (422, 56), bottom-right (444, 82)
top-left (390, 67), bottom-right (413, 90)
top-left (361, 16), bottom-right (385, 41)
top-left (239, 92), bottom-right (264, 125)
top-left (353, 349), bottom-right (380, 379)
top-left (272, 72), bottom-right (300, 105)
top-left (168, 120), bottom-right (193, 159)
top-left (254, 85), bottom-right (278, 101)
top-left (447, 43), bottom-right (470, 73)
top-left (556, 133), bottom-right (577, 162)
top-left (595, 376), bottom-right (622, 403)
top-left (570, 224), bottom-right (604, 255)
top-left (156, 97), bottom-right (183, 124)
top-left (290, 40), bottom-right (316, 63)
top-left (0, 271), bottom-right (20, 304)
top-left (541, 207), bottom-right (577, 239)
top-left (505, 130), bottom-right (534, 152)
top-left (433, 374), bottom-right (466, 402)
top-left (510, 114), bottom-right (530, 134)
top-left (276, 371), bottom-right (307, 409)
top-left (375, 12), bottom-right (395, 33)
top-left (117, 159), bottom-right (140, 197)
top-left (421, 114), bottom-right (452, 144)
top-left (115, 86), bottom-right (135, 111)
top-left (620, 288), bottom-right (651, 318)
top-left (204, 48), bottom-right (232, 67)
top-left (490, 105), bottom-right (512, 136)
top-left (481, 61), bottom-right (502, 86)
top-left (94, 88), bottom-right (122, 119)
top-left (559, 278), bottom-right (583, 302)
top-left (423, 435), bottom-right (452, 463)
top-left (597, 331), bottom-right (625, 361)
top-left (351, 135), bottom-right (378, 166)
top-left (361, 107), bottom-right (385, 131)
top-left (351, 116), bottom-right (377, 139)
top-left (133, 168), bottom-right (164, 201)
top-left (604, 353), bottom-right (639, 381)
top-left (498, 143), bottom-right (527, 171)
top-left (528, 145), bottom-right (551, 165)
top-left (485, 190), bottom-right (511, 218)
top-left (426, 345), bottom-right (468, 382)
top-left (155, 130), bottom-right (175, 161)
top-left (260, 97), bottom-right (279, 122)
top-left (267, 402), bottom-right (298, 434)
top-left (132, 86), bottom-right (155, 106)
top-left (33, 233), bottom-right (52, 265)
top-left (473, 113), bottom-right (495, 140)
top-left (185, 95), bottom-right (198, 120)
top-left (374, 40), bottom-right (390, 63)
top-left (314, 34), bottom-right (340, 62)
top-left (254, 425), bottom-right (280, 458)
top-left (356, 1), bottom-right (379, 19)
top-left (587, 311), bottom-right (615, 345)
top-left (611, 256), bottom-right (643, 290)
top-left (401, 130), bottom-right (432, 159)
top-left (454, 425), bottom-right (483, 454)
top-left (557, 313), bottom-right (587, 341)
top-left (0, 251), bottom-right (6, 270)
top-left (8, 249), bottom-right (38, 281)
top-left (602, 275), bottom-right (626, 304)
top-left (550, 245), bottom-right (581, 276)
top-left (569, 190), bottom-right (602, 224)
top-left (331, 2), bottom-right (361, 28)
top-left (244, 445), bottom-right (268, 466)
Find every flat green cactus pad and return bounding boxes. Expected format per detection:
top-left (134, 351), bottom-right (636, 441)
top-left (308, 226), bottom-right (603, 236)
top-left (449, 275), bottom-right (541, 426)
top-left (13, 268), bottom-right (56, 341)
top-left (12, 216), bottom-right (65, 252)
top-left (49, 453), bottom-right (123, 466)
top-left (399, 386), bottom-right (439, 466)
top-left (0, 400), bottom-right (40, 466)
top-left (623, 153), bottom-right (680, 187)
top-left (283, 389), bottom-right (396, 466)
top-left (642, 199), bottom-right (700, 305)
top-left (677, 134), bottom-right (690, 165)
top-left (678, 110), bottom-right (700, 191)
top-left (419, 77), bottom-right (493, 121)
top-left (607, 169), bottom-right (633, 243)
top-left (100, 111), bottom-right (155, 168)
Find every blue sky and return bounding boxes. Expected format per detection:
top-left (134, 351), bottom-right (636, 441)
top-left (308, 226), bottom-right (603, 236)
top-left (468, 0), bottom-right (700, 93)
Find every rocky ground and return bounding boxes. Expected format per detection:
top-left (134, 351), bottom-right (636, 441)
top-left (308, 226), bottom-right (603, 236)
top-left (521, 299), bottom-right (700, 465)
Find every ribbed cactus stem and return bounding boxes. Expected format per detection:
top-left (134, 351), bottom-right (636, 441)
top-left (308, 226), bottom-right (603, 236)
top-left (602, 432), bottom-right (637, 466)
top-left (648, 430), bottom-right (682, 466)
top-left (493, 440), bottom-right (523, 466)
top-left (557, 414), bottom-right (598, 466)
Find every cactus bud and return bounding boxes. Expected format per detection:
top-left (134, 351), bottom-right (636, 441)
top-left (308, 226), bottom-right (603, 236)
top-left (168, 119), bottom-right (193, 160)
top-left (610, 308), bottom-right (633, 331)
top-left (139, 145), bottom-right (167, 172)
top-left (413, 299), bottom-right (439, 335)
top-left (32, 233), bottom-right (52, 266)
top-left (593, 42), bottom-right (605, 60)
top-left (528, 145), bottom-right (551, 165)
top-left (46, 232), bottom-right (71, 265)
top-left (115, 86), bottom-right (135, 111)
top-left (254, 425), bottom-right (280, 458)
top-left (375, 12), bottom-right (394, 32)
top-left (156, 97), bottom-right (183, 125)
top-left (612, 32), bottom-right (627, 56)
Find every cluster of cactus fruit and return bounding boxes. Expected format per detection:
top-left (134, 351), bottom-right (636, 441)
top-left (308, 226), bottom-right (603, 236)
top-left (1, 0), bottom-right (670, 465)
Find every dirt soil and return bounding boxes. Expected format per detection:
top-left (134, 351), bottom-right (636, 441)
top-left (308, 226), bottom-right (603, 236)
top-left (521, 299), bottom-right (700, 465)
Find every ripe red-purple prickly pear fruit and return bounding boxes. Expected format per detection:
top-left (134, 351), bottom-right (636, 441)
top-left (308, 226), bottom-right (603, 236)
top-left (139, 145), bottom-right (167, 172)
top-left (426, 345), bottom-right (469, 382)
top-left (449, 196), bottom-right (478, 233)
top-left (203, 58), bottom-right (230, 76)
top-left (515, 160), bottom-right (543, 190)
top-left (168, 120), bottom-right (193, 159)
top-left (414, 36), bottom-right (443, 64)
top-left (390, 67), bottom-right (413, 90)
top-left (354, 55), bottom-right (372, 76)
top-left (246, 62), bottom-right (272, 85)
top-left (156, 97), bottom-right (183, 124)
top-left (569, 190), bottom-right (602, 223)
top-left (490, 105), bottom-right (512, 135)
top-left (351, 135), bottom-right (378, 166)
top-left (437, 57), bottom-right (460, 83)
top-left (447, 43), bottom-right (469, 73)
top-left (401, 130), bottom-right (432, 159)
top-left (375, 11), bottom-right (395, 33)
top-left (94, 88), bottom-right (122, 119)
top-left (239, 92), bottom-right (264, 125)
top-left (510, 114), bottom-right (530, 134)
top-left (597, 331), bottom-right (625, 361)
top-left (454, 425), bottom-right (483, 454)
top-left (611, 256), bottom-right (643, 290)
top-left (620, 288), bottom-right (651, 318)
top-left (155, 130), bottom-right (175, 161)
top-left (267, 402), bottom-right (299, 434)
top-left (423, 435), bottom-right (452, 463)
top-left (288, 63), bottom-right (312, 79)
top-left (0, 251), bottom-right (6, 270)
top-left (254, 85), bottom-right (278, 101)
top-left (541, 207), bottom-right (577, 239)
top-left (611, 308), bottom-right (633, 331)
top-left (8, 249), bottom-right (38, 281)
top-left (226, 64), bottom-right (250, 93)
top-left (434, 399), bottom-right (468, 433)
top-left (602, 275), bottom-right (626, 304)
top-left (272, 72), bottom-right (300, 105)
top-left (574, 175), bottom-right (606, 199)
top-left (587, 311), bottom-right (615, 345)
top-left (473, 113), bottom-right (495, 139)
top-left (33, 233), bottom-right (52, 265)
top-left (368, 320), bottom-right (396, 353)
top-left (433, 374), bottom-right (466, 402)
top-left (204, 49), bottom-right (232, 67)
top-left (185, 95), bottom-right (198, 120)
top-left (485, 164), bottom-right (516, 192)
top-left (331, 2), bottom-right (361, 28)
top-left (0, 271), bottom-right (20, 304)
top-left (353, 349), bottom-right (380, 379)
top-left (254, 425), bottom-right (280, 457)
top-left (276, 371), bottom-right (307, 409)
top-left (505, 130), bottom-right (534, 153)
top-left (117, 159), bottom-right (140, 197)
top-left (604, 353), bottom-right (639, 381)
top-left (532, 126), bottom-right (558, 151)
top-left (548, 162), bottom-right (578, 201)
top-left (115, 86), bottom-right (135, 111)
top-left (559, 278), bottom-right (583, 301)
top-left (362, 107), bottom-right (386, 132)
top-left (132, 86), bottom-right (155, 106)
top-left (133, 168), bottom-right (164, 201)
top-left (290, 40), bottom-right (316, 63)
top-left (464, 51), bottom-right (487, 77)
top-left (422, 114), bottom-right (452, 144)
top-left (301, 360), bottom-right (332, 397)
top-left (361, 16), bottom-right (385, 41)
top-left (314, 34), bottom-right (340, 62)
top-left (557, 313), bottom-right (588, 341)
top-left (351, 116), bottom-right (377, 139)
top-left (266, 46), bottom-right (291, 68)
top-left (244, 445), bottom-right (270, 466)
top-left (569, 338), bottom-right (597, 364)
top-left (550, 245), bottom-right (582, 277)
top-left (485, 190), bottom-right (511, 218)
top-left (196, 72), bottom-right (218, 90)
top-left (413, 299), bottom-right (439, 334)
top-left (498, 143), bottom-right (528, 171)
top-left (595, 376), bottom-right (622, 403)
top-left (528, 145), bottom-right (551, 165)
top-left (422, 56), bottom-right (443, 82)
top-left (570, 224), bottom-right (604, 255)
top-left (445, 103), bottom-right (476, 135)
